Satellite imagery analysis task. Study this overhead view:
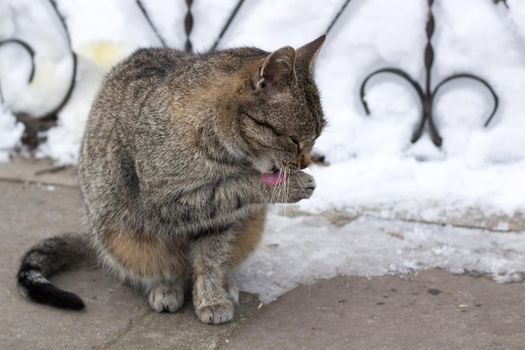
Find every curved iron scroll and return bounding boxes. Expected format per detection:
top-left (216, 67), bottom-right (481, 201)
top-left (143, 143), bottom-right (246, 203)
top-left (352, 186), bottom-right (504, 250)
top-left (0, 39), bottom-right (36, 83)
top-left (433, 74), bottom-right (499, 128)
top-left (359, 0), bottom-right (501, 147)
top-left (360, 68), bottom-right (425, 115)
top-left (44, 0), bottom-right (77, 118)
top-left (0, 39), bottom-right (36, 104)
top-left (0, 1), bottom-right (76, 118)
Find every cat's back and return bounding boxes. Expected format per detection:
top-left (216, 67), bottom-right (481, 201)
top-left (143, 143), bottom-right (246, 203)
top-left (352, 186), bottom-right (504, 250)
top-left (81, 46), bottom-right (268, 160)
top-left (83, 48), bottom-right (187, 142)
top-left (108, 47), bottom-right (188, 85)
top-left (95, 46), bottom-right (267, 107)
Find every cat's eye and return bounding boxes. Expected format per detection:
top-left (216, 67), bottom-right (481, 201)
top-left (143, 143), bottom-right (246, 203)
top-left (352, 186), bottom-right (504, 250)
top-left (244, 112), bottom-right (283, 138)
top-left (290, 137), bottom-right (300, 152)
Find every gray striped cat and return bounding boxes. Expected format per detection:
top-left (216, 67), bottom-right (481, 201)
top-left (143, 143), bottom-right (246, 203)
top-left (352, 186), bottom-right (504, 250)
top-left (17, 35), bottom-right (326, 324)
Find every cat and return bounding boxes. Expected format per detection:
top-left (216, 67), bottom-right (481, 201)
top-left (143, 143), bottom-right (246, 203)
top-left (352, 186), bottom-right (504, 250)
top-left (17, 35), bottom-right (326, 325)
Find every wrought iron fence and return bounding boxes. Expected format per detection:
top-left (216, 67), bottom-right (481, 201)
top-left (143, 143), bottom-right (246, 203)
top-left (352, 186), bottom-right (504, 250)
top-left (359, 0), bottom-right (500, 147)
top-left (0, 0), bottom-right (512, 150)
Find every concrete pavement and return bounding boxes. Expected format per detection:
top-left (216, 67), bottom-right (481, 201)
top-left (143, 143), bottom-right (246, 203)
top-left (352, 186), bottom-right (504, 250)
top-left (221, 272), bottom-right (525, 350)
top-left (0, 160), bottom-right (524, 349)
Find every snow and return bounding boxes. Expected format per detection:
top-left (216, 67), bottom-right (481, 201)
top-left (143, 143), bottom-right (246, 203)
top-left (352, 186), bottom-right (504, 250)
top-left (0, 105), bottom-right (23, 162)
top-left (1, 0), bottom-right (524, 301)
top-left (302, 157), bottom-right (525, 218)
top-left (238, 209), bottom-right (525, 303)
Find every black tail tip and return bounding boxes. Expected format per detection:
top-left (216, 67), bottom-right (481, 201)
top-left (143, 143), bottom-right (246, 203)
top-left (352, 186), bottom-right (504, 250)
top-left (47, 288), bottom-right (86, 310)
top-left (21, 282), bottom-right (85, 310)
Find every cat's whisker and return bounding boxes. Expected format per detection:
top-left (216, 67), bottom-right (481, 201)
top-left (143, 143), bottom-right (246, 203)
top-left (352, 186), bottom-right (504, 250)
top-left (276, 169), bottom-right (285, 204)
top-left (269, 170), bottom-right (281, 204)
top-left (279, 168), bottom-right (288, 220)
top-left (274, 171), bottom-right (284, 204)
top-left (294, 170), bottom-right (309, 198)
top-left (255, 185), bottom-right (265, 203)
top-left (284, 168), bottom-right (290, 217)
top-left (273, 172), bottom-right (279, 205)
top-left (276, 168), bottom-right (285, 218)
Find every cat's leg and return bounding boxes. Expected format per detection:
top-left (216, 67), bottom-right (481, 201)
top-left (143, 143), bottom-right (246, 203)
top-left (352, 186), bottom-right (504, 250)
top-left (97, 226), bottom-right (191, 313)
top-left (224, 273), bottom-right (240, 305)
top-left (229, 209), bottom-right (266, 266)
top-left (147, 279), bottom-right (186, 313)
top-left (225, 208), bottom-right (267, 305)
top-left (191, 231), bottom-right (237, 325)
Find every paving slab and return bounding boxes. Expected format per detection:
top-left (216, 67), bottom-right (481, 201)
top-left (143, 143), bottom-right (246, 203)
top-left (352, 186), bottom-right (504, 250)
top-left (105, 293), bottom-right (260, 350)
top-left (0, 157), bottom-right (77, 187)
top-left (0, 181), bottom-right (148, 350)
top-left (0, 181), bottom-right (263, 350)
top-left (223, 271), bottom-right (525, 350)
top-left (0, 177), bottom-right (263, 349)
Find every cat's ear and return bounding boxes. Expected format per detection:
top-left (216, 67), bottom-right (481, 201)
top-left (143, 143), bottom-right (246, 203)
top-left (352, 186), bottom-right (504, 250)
top-left (296, 35), bottom-right (326, 73)
top-left (256, 46), bottom-right (296, 90)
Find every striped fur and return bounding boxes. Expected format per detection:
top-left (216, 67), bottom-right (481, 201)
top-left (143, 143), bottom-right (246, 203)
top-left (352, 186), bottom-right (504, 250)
top-left (17, 233), bottom-right (93, 309)
top-left (16, 36), bottom-right (326, 323)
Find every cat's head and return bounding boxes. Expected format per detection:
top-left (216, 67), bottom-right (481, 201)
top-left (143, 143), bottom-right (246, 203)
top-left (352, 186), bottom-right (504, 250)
top-left (235, 36), bottom-right (326, 175)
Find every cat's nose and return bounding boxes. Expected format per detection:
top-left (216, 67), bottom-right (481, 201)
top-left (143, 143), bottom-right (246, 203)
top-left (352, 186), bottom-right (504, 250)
top-left (300, 152), bottom-right (312, 169)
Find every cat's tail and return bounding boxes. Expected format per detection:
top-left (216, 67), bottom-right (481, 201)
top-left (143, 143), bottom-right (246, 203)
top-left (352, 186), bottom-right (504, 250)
top-left (17, 232), bottom-right (93, 310)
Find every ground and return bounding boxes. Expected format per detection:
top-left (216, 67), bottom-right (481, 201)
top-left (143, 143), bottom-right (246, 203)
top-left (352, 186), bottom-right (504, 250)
top-left (0, 159), bottom-right (524, 350)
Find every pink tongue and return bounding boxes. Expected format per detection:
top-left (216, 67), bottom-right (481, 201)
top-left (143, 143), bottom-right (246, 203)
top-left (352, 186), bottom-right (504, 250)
top-left (261, 172), bottom-right (288, 187)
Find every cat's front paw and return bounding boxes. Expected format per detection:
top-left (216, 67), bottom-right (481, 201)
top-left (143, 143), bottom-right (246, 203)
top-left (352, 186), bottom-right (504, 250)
top-left (148, 283), bottom-right (184, 313)
top-left (286, 171), bottom-right (316, 203)
top-left (195, 299), bottom-right (234, 325)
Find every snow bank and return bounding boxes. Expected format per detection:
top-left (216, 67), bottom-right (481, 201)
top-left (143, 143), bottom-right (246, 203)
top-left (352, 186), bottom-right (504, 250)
top-left (0, 105), bottom-right (23, 162)
top-left (238, 209), bottom-right (525, 303)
